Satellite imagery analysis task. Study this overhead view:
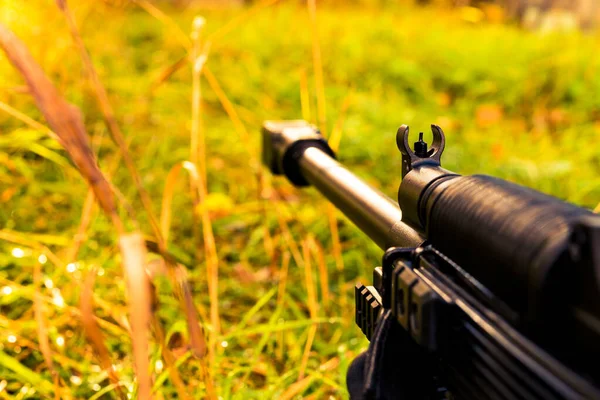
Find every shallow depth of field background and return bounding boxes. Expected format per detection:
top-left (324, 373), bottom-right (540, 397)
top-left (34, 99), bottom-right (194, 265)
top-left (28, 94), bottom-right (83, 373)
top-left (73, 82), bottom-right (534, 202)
top-left (1, 0), bottom-right (600, 398)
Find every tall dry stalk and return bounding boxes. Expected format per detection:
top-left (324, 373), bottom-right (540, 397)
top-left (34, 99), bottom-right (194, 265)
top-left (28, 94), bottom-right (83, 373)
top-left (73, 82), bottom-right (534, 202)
top-left (33, 262), bottom-right (61, 400)
top-left (160, 161), bottom-right (209, 361)
top-left (136, 0), bottom-right (280, 278)
top-left (81, 269), bottom-right (127, 400)
top-left (0, 23), bottom-right (120, 231)
top-left (276, 252), bottom-right (291, 361)
top-left (206, 0), bottom-right (281, 43)
top-left (133, 0), bottom-right (191, 49)
top-left (55, 3), bottom-right (215, 396)
top-left (55, 0), bottom-right (165, 250)
top-left (203, 66), bottom-right (257, 169)
top-left (327, 94), bottom-right (352, 307)
top-left (191, 18), bottom-right (210, 178)
top-left (299, 68), bottom-right (312, 122)
top-left (309, 237), bottom-right (330, 308)
top-left (190, 17), bottom-right (221, 363)
top-left (66, 189), bottom-right (96, 262)
top-left (203, 66), bottom-right (276, 264)
top-left (0, 22), bottom-right (153, 399)
top-left (119, 234), bottom-right (152, 399)
top-left (304, 0), bottom-right (346, 309)
top-left (307, 0), bottom-right (327, 137)
top-left (149, 55), bottom-right (188, 94)
top-left (144, 0), bottom-right (282, 95)
top-left (298, 239), bottom-right (318, 381)
top-left (328, 93), bottom-right (352, 153)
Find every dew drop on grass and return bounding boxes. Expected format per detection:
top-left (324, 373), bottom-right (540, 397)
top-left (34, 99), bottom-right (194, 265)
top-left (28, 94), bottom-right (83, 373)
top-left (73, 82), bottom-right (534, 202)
top-left (52, 289), bottom-right (65, 308)
top-left (11, 248), bottom-right (24, 258)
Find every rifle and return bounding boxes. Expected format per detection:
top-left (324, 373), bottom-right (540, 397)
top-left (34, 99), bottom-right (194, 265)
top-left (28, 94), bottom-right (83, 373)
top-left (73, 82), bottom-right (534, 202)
top-left (261, 120), bottom-right (600, 399)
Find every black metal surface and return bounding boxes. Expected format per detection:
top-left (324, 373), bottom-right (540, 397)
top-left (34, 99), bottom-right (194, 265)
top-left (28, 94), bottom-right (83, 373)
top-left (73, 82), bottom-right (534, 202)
top-left (353, 243), bottom-right (600, 399)
top-left (262, 120), bottom-right (335, 186)
top-left (298, 146), bottom-right (424, 249)
top-left (423, 174), bottom-right (593, 320)
top-left (381, 247), bottom-right (415, 308)
top-left (396, 124), bottom-right (457, 230)
top-left (263, 119), bottom-right (600, 399)
top-left (263, 120), bottom-right (425, 249)
top-left (414, 252), bottom-right (600, 399)
top-left (396, 123), bottom-right (600, 340)
top-left (355, 283), bottom-right (382, 340)
top-left (397, 124), bottom-right (446, 177)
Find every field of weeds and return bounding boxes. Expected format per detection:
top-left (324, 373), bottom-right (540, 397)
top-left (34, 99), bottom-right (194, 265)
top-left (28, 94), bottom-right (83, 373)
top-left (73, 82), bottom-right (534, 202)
top-left (1, 0), bottom-right (600, 398)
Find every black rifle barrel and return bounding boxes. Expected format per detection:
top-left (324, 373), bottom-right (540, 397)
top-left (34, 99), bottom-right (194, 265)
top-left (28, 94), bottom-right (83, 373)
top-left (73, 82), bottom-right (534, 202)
top-left (298, 146), bottom-right (424, 249)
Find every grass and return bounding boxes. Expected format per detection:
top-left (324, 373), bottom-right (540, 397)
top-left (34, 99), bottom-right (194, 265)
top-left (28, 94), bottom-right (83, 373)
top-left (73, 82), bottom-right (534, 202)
top-left (1, 1), bottom-right (600, 398)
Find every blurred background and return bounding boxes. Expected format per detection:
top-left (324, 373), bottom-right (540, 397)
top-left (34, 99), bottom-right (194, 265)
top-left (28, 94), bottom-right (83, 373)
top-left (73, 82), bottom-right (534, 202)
top-left (1, 0), bottom-right (599, 398)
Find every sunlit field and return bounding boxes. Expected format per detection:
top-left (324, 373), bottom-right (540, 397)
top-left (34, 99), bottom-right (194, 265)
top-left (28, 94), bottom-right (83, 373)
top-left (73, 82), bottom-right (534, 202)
top-left (1, 0), bottom-right (600, 398)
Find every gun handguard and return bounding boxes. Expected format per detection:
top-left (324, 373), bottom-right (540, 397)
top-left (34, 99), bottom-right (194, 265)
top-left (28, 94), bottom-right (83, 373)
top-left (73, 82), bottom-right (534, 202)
top-left (262, 120), bottom-right (600, 399)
